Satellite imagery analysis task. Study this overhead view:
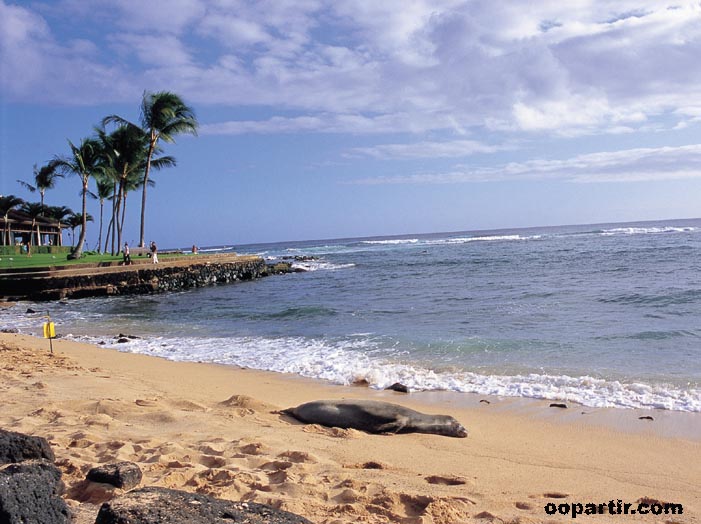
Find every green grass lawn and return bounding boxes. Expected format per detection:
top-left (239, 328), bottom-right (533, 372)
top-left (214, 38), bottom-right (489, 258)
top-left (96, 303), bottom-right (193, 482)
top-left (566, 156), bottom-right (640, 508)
top-left (0, 252), bottom-right (122, 269)
top-left (0, 252), bottom-right (187, 270)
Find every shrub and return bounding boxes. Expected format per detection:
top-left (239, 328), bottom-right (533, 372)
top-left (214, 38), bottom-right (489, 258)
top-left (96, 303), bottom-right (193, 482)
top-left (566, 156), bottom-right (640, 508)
top-left (0, 246), bottom-right (17, 256)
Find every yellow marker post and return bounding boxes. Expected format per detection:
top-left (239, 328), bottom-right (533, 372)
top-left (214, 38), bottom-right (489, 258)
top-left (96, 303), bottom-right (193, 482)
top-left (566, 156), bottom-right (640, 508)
top-left (43, 313), bottom-right (55, 354)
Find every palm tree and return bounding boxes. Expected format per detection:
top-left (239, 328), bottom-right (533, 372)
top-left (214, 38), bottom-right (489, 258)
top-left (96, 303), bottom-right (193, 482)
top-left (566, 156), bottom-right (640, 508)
top-left (52, 138), bottom-right (102, 258)
top-left (0, 195), bottom-right (25, 246)
top-left (88, 175), bottom-right (114, 254)
top-left (96, 124), bottom-right (147, 254)
top-left (44, 205), bottom-right (74, 222)
top-left (96, 123), bottom-right (174, 254)
top-left (17, 163), bottom-right (63, 215)
top-left (104, 91), bottom-right (197, 247)
top-left (19, 202), bottom-right (45, 246)
top-left (66, 212), bottom-right (93, 247)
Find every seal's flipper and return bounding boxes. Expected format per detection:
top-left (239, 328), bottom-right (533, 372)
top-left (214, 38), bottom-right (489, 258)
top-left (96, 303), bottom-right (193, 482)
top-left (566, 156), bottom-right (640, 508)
top-left (376, 416), bottom-right (408, 434)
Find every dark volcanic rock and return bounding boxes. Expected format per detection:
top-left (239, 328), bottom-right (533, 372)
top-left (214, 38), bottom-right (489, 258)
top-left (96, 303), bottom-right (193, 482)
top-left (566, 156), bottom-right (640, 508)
top-left (0, 428), bottom-right (55, 465)
top-left (95, 486), bottom-right (312, 524)
top-left (2, 258), bottom-right (270, 301)
top-left (385, 382), bottom-right (409, 393)
top-left (0, 460), bottom-right (70, 524)
top-left (87, 462), bottom-right (142, 490)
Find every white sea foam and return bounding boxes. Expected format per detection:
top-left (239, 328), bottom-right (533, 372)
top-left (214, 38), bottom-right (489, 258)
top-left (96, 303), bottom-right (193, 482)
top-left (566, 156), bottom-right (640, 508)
top-left (291, 261), bottom-right (356, 272)
top-left (361, 235), bottom-right (539, 247)
top-left (425, 234), bottom-right (538, 245)
top-left (198, 246), bottom-right (235, 253)
top-left (361, 239), bottom-right (419, 245)
top-left (600, 226), bottom-right (698, 236)
top-left (69, 334), bottom-right (701, 413)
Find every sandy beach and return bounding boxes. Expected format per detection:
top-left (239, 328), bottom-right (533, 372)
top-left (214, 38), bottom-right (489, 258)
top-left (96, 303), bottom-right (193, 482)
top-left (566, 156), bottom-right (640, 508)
top-left (1, 332), bottom-right (699, 523)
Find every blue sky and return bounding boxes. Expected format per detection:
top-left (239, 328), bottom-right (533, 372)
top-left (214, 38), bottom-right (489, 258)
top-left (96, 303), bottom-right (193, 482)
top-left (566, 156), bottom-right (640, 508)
top-left (2, 0), bottom-right (701, 248)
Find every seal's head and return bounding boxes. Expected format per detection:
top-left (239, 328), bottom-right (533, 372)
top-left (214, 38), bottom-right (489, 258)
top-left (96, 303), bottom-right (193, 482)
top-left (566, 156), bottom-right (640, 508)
top-left (434, 415), bottom-right (468, 438)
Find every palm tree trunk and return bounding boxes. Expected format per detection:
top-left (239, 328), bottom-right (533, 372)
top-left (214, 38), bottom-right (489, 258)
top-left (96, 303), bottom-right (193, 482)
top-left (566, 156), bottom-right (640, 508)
top-left (120, 194), bottom-right (128, 243)
top-left (110, 181), bottom-right (118, 255)
top-left (97, 199), bottom-right (104, 253)
top-left (105, 215), bottom-right (114, 254)
top-left (138, 138), bottom-right (156, 248)
top-left (115, 181), bottom-right (125, 254)
top-left (73, 177), bottom-right (89, 257)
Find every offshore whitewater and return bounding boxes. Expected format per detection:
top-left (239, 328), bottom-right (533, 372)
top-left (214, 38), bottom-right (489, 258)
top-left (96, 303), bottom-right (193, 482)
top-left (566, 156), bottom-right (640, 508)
top-left (3, 218), bottom-right (701, 412)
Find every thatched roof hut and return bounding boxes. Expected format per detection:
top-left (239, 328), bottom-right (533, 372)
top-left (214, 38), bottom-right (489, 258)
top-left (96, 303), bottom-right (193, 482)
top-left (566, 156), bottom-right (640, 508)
top-left (0, 210), bottom-right (64, 247)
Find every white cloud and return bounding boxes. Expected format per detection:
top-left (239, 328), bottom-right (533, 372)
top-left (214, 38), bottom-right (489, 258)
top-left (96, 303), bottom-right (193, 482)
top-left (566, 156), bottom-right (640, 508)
top-left (347, 139), bottom-right (503, 159)
top-left (3, 0), bottom-right (701, 137)
top-left (111, 33), bottom-right (193, 67)
top-left (0, 1), bottom-right (131, 103)
top-left (350, 144), bottom-right (701, 184)
top-left (0, 2), bottom-right (51, 96)
top-left (104, 0), bottom-right (206, 33)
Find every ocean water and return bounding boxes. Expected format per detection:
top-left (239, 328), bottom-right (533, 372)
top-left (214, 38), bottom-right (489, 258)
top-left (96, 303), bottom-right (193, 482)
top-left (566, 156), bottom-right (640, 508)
top-left (3, 218), bottom-right (701, 412)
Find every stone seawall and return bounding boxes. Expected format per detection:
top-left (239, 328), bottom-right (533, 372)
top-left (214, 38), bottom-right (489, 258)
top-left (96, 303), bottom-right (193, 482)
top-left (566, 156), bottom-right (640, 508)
top-left (0, 256), bottom-right (291, 301)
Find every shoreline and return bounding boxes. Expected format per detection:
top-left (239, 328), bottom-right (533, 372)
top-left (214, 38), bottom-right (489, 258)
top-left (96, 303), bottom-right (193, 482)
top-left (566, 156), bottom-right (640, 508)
top-left (2, 332), bottom-right (699, 523)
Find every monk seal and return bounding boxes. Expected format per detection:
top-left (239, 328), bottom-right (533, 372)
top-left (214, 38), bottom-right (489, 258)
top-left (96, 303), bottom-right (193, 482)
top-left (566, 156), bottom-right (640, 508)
top-left (282, 399), bottom-right (468, 438)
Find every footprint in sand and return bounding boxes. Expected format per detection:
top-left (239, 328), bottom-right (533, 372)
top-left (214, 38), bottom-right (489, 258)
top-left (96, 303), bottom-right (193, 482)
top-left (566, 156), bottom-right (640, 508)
top-left (260, 460), bottom-right (295, 485)
top-left (69, 438), bottom-right (94, 449)
top-left (515, 501), bottom-right (533, 510)
top-left (83, 413), bottom-right (113, 428)
top-left (302, 425), bottom-right (363, 439)
top-left (199, 454), bottom-right (227, 468)
top-left (336, 478), bottom-right (369, 492)
top-left (144, 411), bottom-right (178, 424)
top-left (421, 497), bottom-right (475, 522)
top-left (335, 488), bottom-right (364, 504)
top-left (135, 399), bottom-right (158, 407)
top-left (543, 492), bottom-right (569, 499)
top-left (277, 450), bottom-right (317, 464)
top-left (198, 443), bottom-right (225, 456)
top-left (219, 394), bottom-right (275, 413)
top-left (92, 399), bottom-right (129, 418)
top-left (344, 461), bottom-right (387, 470)
top-left (637, 496), bottom-right (672, 506)
top-left (166, 399), bottom-right (210, 412)
top-left (473, 510), bottom-right (499, 520)
top-left (261, 460), bottom-right (293, 472)
top-left (238, 442), bottom-right (269, 456)
top-left (425, 475), bottom-right (468, 486)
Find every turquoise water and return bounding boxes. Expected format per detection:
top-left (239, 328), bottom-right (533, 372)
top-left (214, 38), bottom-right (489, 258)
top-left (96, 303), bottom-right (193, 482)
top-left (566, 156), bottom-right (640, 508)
top-left (4, 219), bottom-right (701, 411)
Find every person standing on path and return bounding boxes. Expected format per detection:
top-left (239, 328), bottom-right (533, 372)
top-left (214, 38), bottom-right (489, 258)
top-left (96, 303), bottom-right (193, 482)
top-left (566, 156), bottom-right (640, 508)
top-left (150, 241), bottom-right (158, 264)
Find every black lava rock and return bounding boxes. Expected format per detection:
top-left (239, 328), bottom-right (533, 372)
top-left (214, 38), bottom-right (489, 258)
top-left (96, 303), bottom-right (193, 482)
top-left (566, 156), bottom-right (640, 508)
top-left (385, 382), bottom-right (409, 393)
top-left (95, 486), bottom-right (312, 524)
top-left (87, 462), bottom-right (142, 490)
top-left (0, 428), bottom-right (55, 465)
top-left (0, 460), bottom-right (70, 524)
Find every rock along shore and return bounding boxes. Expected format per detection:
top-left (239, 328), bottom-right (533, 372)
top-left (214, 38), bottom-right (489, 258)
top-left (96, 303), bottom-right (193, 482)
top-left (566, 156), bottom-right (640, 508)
top-left (0, 254), bottom-right (293, 301)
